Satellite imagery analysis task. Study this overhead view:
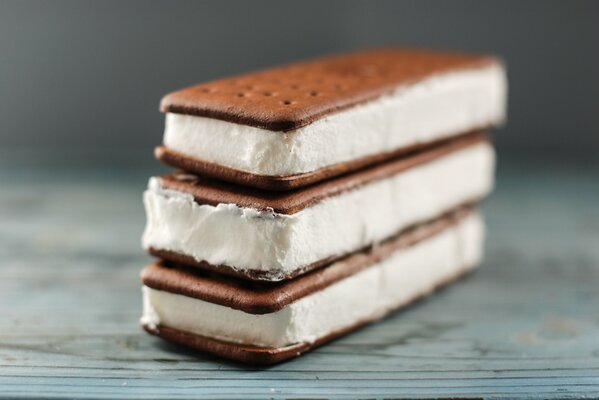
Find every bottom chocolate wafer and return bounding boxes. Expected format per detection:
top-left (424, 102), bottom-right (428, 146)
top-left (141, 209), bottom-right (483, 364)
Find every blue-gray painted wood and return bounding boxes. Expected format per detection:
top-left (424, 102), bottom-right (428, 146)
top-left (1, 153), bottom-right (598, 399)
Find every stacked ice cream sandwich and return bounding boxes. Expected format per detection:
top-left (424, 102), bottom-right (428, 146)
top-left (140, 48), bottom-right (507, 364)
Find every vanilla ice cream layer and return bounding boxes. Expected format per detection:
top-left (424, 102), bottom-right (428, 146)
top-left (142, 212), bottom-right (483, 348)
top-left (142, 142), bottom-right (494, 280)
top-left (163, 64), bottom-right (506, 176)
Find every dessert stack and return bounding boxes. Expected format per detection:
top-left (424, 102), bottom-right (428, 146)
top-left (140, 48), bottom-right (507, 364)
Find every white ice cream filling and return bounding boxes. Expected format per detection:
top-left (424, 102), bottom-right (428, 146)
top-left (141, 212), bottom-right (483, 348)
top-left (142, 142), bottom-right (494, 279)
top-left (163, 64), bottom-right (506, 176)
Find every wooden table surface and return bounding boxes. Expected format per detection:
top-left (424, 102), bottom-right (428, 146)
top-left (1, 152), bottom-right (598, 399)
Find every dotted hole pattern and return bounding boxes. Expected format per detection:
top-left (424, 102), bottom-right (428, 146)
top-left (187, 52), bottom-right (477, 109)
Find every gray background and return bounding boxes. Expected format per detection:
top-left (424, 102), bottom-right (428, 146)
top-left (1, 0), bottom-right (597, 157)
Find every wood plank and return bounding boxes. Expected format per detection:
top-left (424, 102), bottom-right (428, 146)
top-left (1, 153), bottom-right (598, 399)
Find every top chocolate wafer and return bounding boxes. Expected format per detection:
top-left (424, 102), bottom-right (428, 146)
top-left (158, 48), bottom-right (506, 190)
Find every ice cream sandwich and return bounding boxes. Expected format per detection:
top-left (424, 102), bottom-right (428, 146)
top-left (141, 209), bottom-right (482, 364)
top-left (143, 132), bottom-right (493, 281)
top-left (156, 48), bottom-right (506, 190)
top-left (140, 47), bottom-right (506, 363)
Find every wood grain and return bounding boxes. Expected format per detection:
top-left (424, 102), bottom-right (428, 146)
top-left (1, 152), bottom-right (598, 399)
